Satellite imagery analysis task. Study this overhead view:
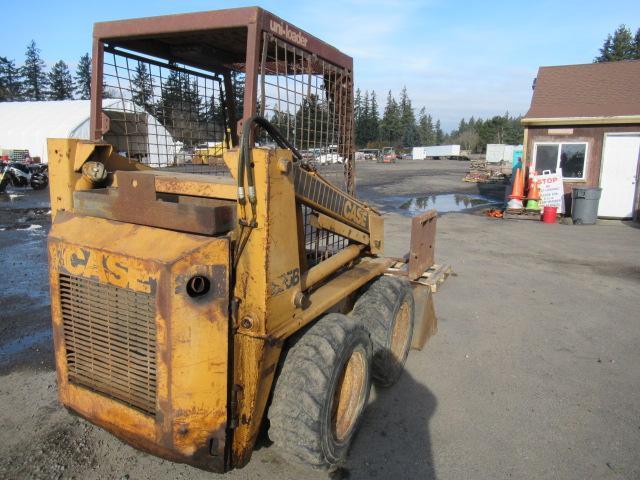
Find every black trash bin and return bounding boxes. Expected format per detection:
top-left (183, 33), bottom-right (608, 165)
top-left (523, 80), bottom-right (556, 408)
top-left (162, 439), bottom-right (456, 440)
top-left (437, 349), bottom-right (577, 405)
top-left (571, 187), bottom-right (602, 225)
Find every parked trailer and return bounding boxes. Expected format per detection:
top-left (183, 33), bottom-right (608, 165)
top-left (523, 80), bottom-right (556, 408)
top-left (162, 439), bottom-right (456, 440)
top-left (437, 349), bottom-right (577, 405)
top-left (412, 145), bottom-right (466, 160)
top-left (486, 144), bottom-right (523, 165)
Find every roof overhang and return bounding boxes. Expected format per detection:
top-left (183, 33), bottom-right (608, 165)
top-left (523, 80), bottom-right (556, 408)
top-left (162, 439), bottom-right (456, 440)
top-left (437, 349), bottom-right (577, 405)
top-left (522, 115), bottom-right (640, 126)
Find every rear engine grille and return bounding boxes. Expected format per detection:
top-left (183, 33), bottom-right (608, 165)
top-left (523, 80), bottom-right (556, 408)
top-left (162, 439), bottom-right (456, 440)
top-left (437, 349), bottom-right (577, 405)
top-left (59, 273), bottom-right (157, 415)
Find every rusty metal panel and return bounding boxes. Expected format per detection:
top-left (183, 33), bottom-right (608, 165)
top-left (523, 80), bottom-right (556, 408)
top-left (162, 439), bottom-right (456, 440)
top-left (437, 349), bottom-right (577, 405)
top-left (153, 171), bottom-right (237, 199)
top-left (49, 213), bottom-right (231, 472)
top-left (293, 165), bottom-right (369, 232)
top-left (410, 284), bottom-right (437, 350)
top-left (59, 273), bottom-right (157, 415)
top-left (408, 209), bottom-right (437, 280)
top-left (72, 171), bottom-right (236, 235)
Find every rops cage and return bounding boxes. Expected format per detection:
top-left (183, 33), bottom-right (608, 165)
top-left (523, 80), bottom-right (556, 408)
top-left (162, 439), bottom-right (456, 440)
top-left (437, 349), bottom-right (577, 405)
top-left (90, 7), bottom-right (355, 193)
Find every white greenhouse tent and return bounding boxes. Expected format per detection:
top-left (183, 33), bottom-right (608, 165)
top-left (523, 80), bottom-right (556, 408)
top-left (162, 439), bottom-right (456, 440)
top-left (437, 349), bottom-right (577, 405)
top-left (0, 100), bottom-right (177, 165)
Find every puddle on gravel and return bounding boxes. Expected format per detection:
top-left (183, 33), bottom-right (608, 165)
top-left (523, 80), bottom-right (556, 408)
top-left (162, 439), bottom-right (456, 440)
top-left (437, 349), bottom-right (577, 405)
top-left (0, 329), bottom-right (52, 358)
top-left (393, 193), bottom-right (501, 215)
top-left (0, 193), bottom-right (25, 202)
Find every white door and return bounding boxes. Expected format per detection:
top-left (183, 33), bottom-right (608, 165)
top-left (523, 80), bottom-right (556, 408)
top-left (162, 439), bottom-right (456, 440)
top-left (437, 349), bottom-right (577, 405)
top-left (598, 134), bottom-right (640, 218)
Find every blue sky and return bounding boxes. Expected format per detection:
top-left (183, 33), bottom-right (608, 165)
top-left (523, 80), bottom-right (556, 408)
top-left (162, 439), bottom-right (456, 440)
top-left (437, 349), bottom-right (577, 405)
top-left (1, 0), bottom-right (638, 131)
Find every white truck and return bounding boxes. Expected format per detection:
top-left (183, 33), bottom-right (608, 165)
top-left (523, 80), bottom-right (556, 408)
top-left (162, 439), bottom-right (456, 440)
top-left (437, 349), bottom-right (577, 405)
top-left (412, 145), bottom-right (466, 160)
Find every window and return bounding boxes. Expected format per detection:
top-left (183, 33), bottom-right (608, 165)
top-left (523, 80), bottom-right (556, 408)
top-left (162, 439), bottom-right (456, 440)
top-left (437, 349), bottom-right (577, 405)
top-left (533, 142), bottom-right (588, 180)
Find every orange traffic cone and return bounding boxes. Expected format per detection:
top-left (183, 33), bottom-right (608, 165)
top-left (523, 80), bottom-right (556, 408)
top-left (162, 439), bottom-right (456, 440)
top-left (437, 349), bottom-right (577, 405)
top-left (525, 178), bottom-right (541, 211)
top-left (507, 168), bottom-right (525, 211)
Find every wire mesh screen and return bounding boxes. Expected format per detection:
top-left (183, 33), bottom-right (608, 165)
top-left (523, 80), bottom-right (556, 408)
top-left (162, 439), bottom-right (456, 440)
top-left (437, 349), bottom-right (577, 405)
top-left (258, 33), bottom-right (354, 192)
top-left (302, 206), bottom-right (348, 267)
top-left (102, 48), bottom-right (232, 175)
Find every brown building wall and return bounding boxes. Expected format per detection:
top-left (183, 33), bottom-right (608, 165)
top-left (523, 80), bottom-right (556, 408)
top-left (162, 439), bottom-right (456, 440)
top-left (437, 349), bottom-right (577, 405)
top-left (524, 123), bottom-right (640, 211)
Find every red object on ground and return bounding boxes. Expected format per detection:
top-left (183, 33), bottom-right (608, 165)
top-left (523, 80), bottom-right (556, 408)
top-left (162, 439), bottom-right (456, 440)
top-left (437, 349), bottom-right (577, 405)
top-left (542, 206), bottom-right (558, 223)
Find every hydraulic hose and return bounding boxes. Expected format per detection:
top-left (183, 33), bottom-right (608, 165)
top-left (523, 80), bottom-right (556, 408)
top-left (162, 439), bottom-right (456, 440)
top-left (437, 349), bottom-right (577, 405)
top-left (237, 116), bottom-right (303, 219)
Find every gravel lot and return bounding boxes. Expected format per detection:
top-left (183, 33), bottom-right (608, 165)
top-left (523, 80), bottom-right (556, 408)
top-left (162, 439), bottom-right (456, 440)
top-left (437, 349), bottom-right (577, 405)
top-left (1, 160), bottom-right (638, 479)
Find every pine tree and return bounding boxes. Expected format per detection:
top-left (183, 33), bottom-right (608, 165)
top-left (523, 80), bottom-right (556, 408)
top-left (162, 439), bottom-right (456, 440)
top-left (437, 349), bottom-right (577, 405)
top-left (398, 86), bottom-right (417, 147)
top-left (75, 53), bottom-right (91, 99)
top-left (610, 25), bottom-right (635, 60)
top-left (595, 25), bottom-right (636, 62)
top-left (354, 88), bottom-right (362, 123)
top-left (360, 91), bottom-right (369, 146)
top-left (380, 90), bottom-right (401, 145)
top-left (131, 62), bottom-right (153, 111)
top-left (367, 91), bottom-right (380, 145)
top-left (458, 118), bottom-right (467, 133)
top-left (435, 120), bottom-right (444, 145)
top-left (354, 88), bottom-right (364, 147)
top-left (155, 69), bottom-right (203, 145)
top-left (295, 94), bottom-right (326, 149)
top-left (231, 71), bottom-right (245, 121)
top-left (22, 40), bottom-right (48, 100)
top-left (595, 34), bottom-right (614, 62)
top-left (0, 56), bottom-right (22, 101)
top-left (48, 60), bottom-right (74, 100)
top-left (634, 28), bottom-right (640, 59)
top-left (417, 107), bottom-right (434, 145)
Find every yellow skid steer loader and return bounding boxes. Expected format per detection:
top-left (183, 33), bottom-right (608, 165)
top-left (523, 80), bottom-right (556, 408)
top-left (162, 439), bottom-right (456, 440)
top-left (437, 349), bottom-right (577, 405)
top-left (47, 7), bottom-right (437, 472)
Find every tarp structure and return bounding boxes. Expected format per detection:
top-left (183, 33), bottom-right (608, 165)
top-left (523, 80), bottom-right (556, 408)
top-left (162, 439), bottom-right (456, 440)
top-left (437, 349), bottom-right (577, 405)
top-left (0, 100), bottom-right (177, 165)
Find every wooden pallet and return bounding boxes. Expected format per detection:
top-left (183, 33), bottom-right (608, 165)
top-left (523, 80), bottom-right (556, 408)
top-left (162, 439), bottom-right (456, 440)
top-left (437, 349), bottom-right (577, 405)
top-left (503, 210), bottom-right (541, 221)
top-left (386, 261), bottom-right (453, 293)
top-left (415, 264), bottom-right (452, 293)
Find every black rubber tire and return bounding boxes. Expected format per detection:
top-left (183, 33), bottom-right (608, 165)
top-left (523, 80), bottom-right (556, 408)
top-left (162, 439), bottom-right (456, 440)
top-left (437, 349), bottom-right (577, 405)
top-left (351, 276), bottom-right (415, 387)
top-left (30, 173), bottom-right (48, 190)
top-left (268, 313), bottom-right (372, 469)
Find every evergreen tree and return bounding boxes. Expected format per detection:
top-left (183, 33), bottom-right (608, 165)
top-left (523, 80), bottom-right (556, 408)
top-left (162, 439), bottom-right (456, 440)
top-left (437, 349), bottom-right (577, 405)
top-left (458, 118), bottom-right (467, 133)
top-left (470, 114), bottom-right (523, 152)
top-left (360, 90), bottom-right (371, 147)
top-left (131, 62), bottom-right (153, 111)
top-left (435, 120), bottom-right (444, 145)
top-left (22, 40), bottom-right (48, 100)
top-left (380, 90), bottom-right (401, 145)
top-left (270, 108), bottom-right (294, 138)
top-left (295, 94), bottom-right (326, 149)
top-left (75, 53), bottom-right (91, 99)
top-left (366, 91), bottom-right (380, 145)
top-left (634, 28), bottom-right (640, 59)
top-left (0, 56), bottom-right (22, 101)
top-left (595, 25), bottom-right (636, 62)
top-left (48, 60), bottom-right (74, 100)
top-left (354, 88), bottom-right (364, 147)
top-left (417, 107), bottom-right (434, 145)
top-left (354, 88), bottom-right (362, 123)
top-left (398, 86), bottom-right (417, 147)
top-left (231, 71), bottom-right (245, 121)
top-left (596, 34), bottom-right (614, 62)
top-left (155, 69), bottom-right (203, 145)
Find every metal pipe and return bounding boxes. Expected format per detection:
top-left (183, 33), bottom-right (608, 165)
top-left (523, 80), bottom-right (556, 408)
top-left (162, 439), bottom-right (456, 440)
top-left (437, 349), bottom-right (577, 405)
top-left (300, 244), bottom-right (364, 291)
